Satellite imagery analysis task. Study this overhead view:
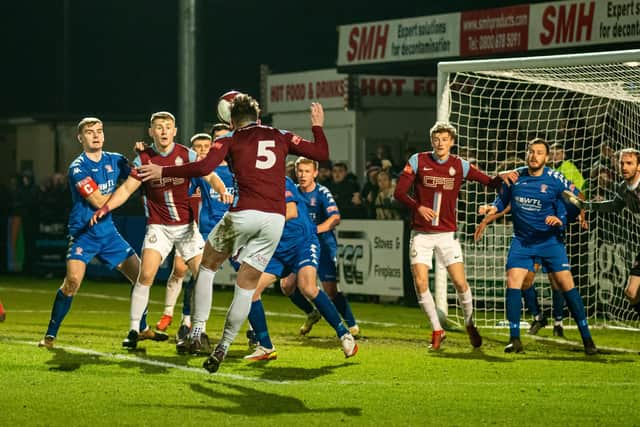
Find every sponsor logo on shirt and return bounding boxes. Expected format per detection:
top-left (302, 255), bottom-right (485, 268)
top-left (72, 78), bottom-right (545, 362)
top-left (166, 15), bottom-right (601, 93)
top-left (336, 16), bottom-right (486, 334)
top-left (423, 176), bottom-right (455, 190)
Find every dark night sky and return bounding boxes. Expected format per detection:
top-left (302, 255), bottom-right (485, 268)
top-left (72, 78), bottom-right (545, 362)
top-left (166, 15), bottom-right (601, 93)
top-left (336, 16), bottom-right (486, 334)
top-left (3, 0), bottom-right (548, 123)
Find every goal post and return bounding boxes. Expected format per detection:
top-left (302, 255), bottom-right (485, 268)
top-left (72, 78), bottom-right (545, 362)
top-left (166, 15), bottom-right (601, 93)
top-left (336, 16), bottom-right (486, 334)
top-left (435, 49), bottom-right (640, 329)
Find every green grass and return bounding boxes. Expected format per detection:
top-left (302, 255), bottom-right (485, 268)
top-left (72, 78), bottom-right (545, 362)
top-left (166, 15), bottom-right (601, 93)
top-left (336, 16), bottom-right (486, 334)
top-left (1, 275), bottom-right (639, 426)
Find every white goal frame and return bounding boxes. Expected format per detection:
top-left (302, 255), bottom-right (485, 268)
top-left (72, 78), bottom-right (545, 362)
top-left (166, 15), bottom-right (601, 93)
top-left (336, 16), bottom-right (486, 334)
top-left (435, 49), bottom-right (640, 329)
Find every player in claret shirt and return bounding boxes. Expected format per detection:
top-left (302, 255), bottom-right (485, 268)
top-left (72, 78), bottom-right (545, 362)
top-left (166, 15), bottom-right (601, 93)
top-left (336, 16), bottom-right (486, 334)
top-left (91, 112), bottom-right (227, 350)
top-left (394, 121), bottom-right (517, 351)
top-left (38, 117), bottom-right (160, 349)
top-left (484, 138), bottom-right (596, 355)
top-left (136, 95), bottom-right (331, 373)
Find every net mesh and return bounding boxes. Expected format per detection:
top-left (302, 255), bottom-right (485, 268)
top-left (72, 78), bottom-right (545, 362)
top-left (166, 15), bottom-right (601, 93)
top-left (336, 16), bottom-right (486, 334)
top-left (443, 59), bottom-right (640, 328)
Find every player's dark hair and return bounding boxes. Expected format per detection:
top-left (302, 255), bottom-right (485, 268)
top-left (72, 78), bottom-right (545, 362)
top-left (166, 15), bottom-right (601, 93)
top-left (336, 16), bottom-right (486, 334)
top-left (210, 122), bottom-right (232, 135)
top-left (618, 148), bottom-right (640, 165)
top-left (230, 94), bottom-right (260, 125)
top-left (528, 137), bottom-right (549, 154)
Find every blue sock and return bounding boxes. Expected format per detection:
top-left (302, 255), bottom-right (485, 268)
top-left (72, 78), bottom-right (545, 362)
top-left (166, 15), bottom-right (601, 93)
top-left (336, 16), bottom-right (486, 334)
top-left (45, 289), bottom-right (73, 337)
top-left (182, 279), bottom-right (193, 316)
top-left (139, 306), bottom-right (148, 331)
top-left (332, 292), bottom-right (357, 327)
top-left (506, 288), bottom-right (522, 339)
top-left (563, 288), bottom-right (591, 340)
top-left (248, 300), bottom-right (273, 349)
top-left (312, 290), bottom-right (348, 338)
top-left (552, 289), bottom-right (564, 322)
top-left (522, 286), bottom-right (540, 318)
top-left (289, 287), bottom-right (314, 315)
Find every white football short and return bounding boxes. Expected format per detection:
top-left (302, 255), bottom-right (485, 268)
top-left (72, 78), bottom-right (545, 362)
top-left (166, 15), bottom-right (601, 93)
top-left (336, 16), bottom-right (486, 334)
top-left (409, 231), bottom-right (463, 268)
top-left (143, 222), bottom-right (204, 262)
top-left (207, 210), bottom-right (285, 272)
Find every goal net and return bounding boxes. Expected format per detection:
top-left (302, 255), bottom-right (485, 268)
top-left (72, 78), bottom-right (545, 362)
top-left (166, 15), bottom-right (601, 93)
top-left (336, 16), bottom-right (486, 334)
top-left (436, 49), bottom-right (640, 329)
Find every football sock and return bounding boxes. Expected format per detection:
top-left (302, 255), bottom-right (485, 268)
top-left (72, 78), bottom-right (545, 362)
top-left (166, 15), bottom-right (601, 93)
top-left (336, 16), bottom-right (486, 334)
top-left (506, 288), bottom-right (522, 339)
top-left (332, 292), bottom-right (357, 327)
top-left (289, 287), bottom-right (315, 314)
top-left (522, 286), bottom-right (541, 319)
top-left (182, 279), bottom-right (193, 316)
top-left (191, 266), bottom-right (216, 335)
top-left (552, 288), bottom-right (564, 322)
top-left (313, 290), bottom-right (348, 338)
top-left (418, 289), bottom-right (442, 331)
top-left (247, 300), bottom-right (273, 349)
top-left (45, 289), bottom-right (73, 337)
top-left (130, 282), bottom-right (150, 332)
top-left (220, 284), bottom-right (255, 349)
top-left (163, 274), bottom-right (184, 316)
top-left (457, 288), bottom-right (474, 325)
top-left (563, 288), bottom-right (591, 340)
top-left (139, 306), bottom-right (148, 332)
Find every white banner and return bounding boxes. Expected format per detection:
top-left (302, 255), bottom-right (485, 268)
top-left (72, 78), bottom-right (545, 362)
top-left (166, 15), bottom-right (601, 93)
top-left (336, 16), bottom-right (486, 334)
top-left (337, 13), bottom-right (461, 66)
top-left (529, 0), bottom-right (640, 50)
top-left (266, 69), bottom-right (347, 114)
top-left (336, 220), bottom-right (405, 297)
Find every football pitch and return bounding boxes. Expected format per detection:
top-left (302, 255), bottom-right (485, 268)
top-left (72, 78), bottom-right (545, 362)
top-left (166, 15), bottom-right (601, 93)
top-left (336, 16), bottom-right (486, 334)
top-left (1, 275), bottom-right (639, 426)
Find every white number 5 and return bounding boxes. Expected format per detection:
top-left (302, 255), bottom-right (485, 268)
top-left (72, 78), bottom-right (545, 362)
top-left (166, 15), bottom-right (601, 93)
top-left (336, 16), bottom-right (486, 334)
top-left (256, 140), bottom-right (276, 169)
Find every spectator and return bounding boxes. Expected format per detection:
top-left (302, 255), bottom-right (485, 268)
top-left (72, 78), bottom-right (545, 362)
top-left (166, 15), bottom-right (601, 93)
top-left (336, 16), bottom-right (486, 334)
top-left (286, 160), bottom-right (297, 183)
top-left (328, 161), bottom-right (364, 219)
top-left (317, 160), bottom-right (333, 186)
top-left (361, 165), bottom-right (380, 219)
top-left (375, 170), bottom-right (402, 220)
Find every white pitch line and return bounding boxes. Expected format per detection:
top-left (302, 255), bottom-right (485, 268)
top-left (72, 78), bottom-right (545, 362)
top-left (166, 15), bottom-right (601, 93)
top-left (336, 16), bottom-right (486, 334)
top-left (3, 338), bottom-right (289, 385)
top-left (494, 332), bottom-right (640, 354)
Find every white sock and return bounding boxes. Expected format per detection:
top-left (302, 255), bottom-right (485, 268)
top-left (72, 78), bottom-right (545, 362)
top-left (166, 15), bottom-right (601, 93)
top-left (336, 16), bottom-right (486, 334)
top-left (163, 275), bottom-right (184, 316)
top-left (130, 282), bottom-right (150, 332)
top-left (418, 289), bottom-right (442, 331)
top-left (192, 266), bottom-right (216, 333)
top-left (457, 288), bottom-right (474, 326)
top-left (181, 314), bottom-right (191, 327)
top-left (220, 284), bottom-right (255, 348)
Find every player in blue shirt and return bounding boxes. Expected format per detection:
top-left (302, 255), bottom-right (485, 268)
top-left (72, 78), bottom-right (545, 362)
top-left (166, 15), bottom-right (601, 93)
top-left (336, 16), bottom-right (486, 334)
top-left (287, 157), bottom-right (359, 337)
top-left (244, 176), bottom-right (358, 361)
top-left (483, 138), bottom-right (596, 355)
top-left (38, 117), bottom-right (165, 349)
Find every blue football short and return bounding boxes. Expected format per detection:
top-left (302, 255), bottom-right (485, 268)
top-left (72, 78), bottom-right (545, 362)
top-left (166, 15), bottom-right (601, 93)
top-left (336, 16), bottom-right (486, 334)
top-left (317, 242), bottom-right (338, 282)
top-left (67, 225), bottom-right (135, 270)
top-left (506, 236), bottom-right (570, 273)
top-left (264, 235), bottom-right (320, 278)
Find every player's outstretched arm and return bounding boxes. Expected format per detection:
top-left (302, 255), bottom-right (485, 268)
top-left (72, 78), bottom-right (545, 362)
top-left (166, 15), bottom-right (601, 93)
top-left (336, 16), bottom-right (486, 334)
top-left (474, 204), bottom-right (511, 241)
top-left (287, 102), bottom-right (329, 162)
top-left (90, 176), bottom-right (141, 225)
top-left (285, 201), bottom-right (298, 221)
top-left (205, 172), bottom-right (233, 204)
top-left (317, 214), bottom-right (340, 234)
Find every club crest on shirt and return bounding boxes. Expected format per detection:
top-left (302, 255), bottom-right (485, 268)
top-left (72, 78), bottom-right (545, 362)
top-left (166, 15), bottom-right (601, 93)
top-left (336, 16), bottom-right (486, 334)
top-left (105, 164), bottom-right (113, 173)
top-left (175, 157), bottom-right (184, 166)
top-left (449, 167), bottom-right (456, 176)
top-left (310, 197), bottom-right (316, 206)
top-left (75, 247), bottom-right (83, 255)
top-left (291, 135), bottom-right (302, 145)
top-left (540, 184), bottom-right (547, 193)
top-left (148, 234), bottom-right (157, 244)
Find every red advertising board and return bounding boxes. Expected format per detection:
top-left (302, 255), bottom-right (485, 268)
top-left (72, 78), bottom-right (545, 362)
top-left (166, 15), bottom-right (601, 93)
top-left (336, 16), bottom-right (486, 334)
top-left (460, 5), bottom-right (530, 56)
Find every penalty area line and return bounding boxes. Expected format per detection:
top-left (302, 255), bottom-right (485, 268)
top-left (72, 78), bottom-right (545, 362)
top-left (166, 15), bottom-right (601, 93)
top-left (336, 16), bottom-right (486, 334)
top-left (4, 338), bottom-right (290, 385)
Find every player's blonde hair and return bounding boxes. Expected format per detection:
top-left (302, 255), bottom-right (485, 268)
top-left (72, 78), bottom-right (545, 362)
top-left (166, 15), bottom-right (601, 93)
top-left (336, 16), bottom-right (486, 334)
top-left (77, 117), bottom-right (102, 133)
top-left (150, 111), bottom-right (176, 125)
top-left (295, 157), bottom-right (318, 170)
top-left (429, 122), bottom-right (457, 140)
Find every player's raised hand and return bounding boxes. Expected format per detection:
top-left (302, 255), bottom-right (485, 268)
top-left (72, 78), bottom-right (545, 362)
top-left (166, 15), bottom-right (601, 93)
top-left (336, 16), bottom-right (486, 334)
top-left (90, 205), bottom-right (110, 226)
top-left (137, 163), bottom-right (163, 182)
top-left (310, 102), bottom-right (324, 127)
top-left (498, 169), bottom-right (519, 185)
top-left (474, 218), bottom-right (491, 242)
top-left (133, 141), bottom-right (146, 153)
top-left (478, 204), bottom-right (497, 216)
top-left (545, 215), bottom-right (563, 227)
